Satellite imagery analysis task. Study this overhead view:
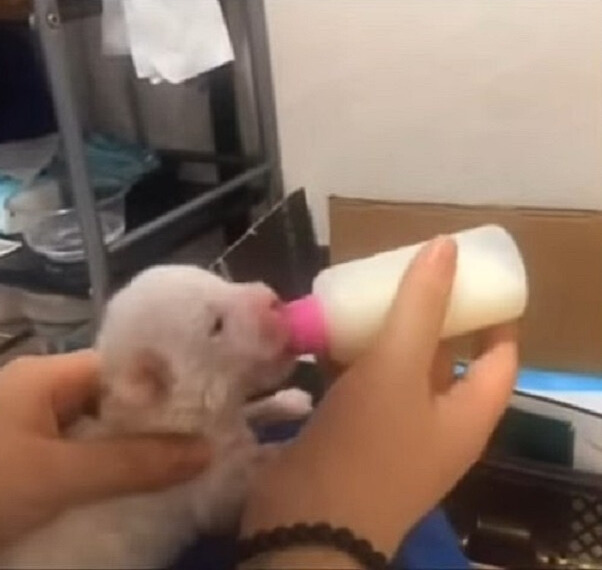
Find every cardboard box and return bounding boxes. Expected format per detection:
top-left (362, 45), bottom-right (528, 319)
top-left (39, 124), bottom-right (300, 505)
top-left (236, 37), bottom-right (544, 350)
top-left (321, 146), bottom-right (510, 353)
top-left (329, 196), bottom-right (602, 374)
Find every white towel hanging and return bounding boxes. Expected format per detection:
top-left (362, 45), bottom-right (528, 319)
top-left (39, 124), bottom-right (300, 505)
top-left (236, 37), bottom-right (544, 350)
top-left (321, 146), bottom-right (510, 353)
top-left (101, 0), bottom-right (234, 85)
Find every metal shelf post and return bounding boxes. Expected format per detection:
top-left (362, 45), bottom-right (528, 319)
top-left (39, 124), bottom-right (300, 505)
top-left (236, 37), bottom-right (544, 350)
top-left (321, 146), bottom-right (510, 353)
top-left (243, 0), bottom-right (284, 203)
top-left (33, 0), bottom-right (110, 322)
top-left (25, 0), bottom-right (283, 322)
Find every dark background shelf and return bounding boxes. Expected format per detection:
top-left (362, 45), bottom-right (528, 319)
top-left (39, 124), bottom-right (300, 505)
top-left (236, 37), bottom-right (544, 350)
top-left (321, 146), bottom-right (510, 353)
top-left (1, 0), bottom-right (284, 325)
top-left (0, 0), bottom-right (102, 23)
top-left (0, 159), bottom-right (269, 297)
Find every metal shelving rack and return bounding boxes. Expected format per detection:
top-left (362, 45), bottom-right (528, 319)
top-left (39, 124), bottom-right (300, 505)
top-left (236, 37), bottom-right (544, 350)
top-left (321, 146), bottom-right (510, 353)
top-left (3, 0), bottom-right (283, 324)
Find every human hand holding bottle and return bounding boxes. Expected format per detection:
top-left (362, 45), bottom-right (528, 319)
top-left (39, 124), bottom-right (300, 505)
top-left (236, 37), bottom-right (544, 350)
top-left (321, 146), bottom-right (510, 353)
top-left (241, 236), bottom-right (518, 562)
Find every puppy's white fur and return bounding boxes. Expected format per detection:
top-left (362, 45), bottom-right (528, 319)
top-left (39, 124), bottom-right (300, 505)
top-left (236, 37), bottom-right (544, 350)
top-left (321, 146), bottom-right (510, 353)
top-left (0, 266), bottom-right (310, 569)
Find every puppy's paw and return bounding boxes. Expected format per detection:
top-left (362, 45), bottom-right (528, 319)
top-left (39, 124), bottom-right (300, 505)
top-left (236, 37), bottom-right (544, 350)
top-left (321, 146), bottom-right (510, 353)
top-left (272, 388), bottom-right (313, 419)
top-left (244, 388), bottom-right (314, 426)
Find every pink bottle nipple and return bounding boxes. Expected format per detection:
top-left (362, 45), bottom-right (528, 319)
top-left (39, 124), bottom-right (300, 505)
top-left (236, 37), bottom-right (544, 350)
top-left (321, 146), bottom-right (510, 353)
top-left (283, 295), bottom-right (328, 355)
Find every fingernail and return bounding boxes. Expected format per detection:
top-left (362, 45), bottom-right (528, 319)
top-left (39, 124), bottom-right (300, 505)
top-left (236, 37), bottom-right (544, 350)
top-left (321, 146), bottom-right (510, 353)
top-left (424, 235), bottom-right (457, 267)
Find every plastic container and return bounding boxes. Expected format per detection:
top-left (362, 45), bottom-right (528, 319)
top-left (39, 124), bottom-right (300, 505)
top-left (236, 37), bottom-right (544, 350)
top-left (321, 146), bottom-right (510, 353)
top-left (4, 178), bottom-right (63, 235)
top-left (285, 225), bottom-right (528, 364)
top-left (20, 291), bottom-right (92, 325)
top-left (8, 178), bottom-right (128, 263)
top-left (0, 285), bottom-right (25, 324)
top-left (20, 292), bottom-right (93, 354)
top-left (33, 321), bottom-right (93, 355)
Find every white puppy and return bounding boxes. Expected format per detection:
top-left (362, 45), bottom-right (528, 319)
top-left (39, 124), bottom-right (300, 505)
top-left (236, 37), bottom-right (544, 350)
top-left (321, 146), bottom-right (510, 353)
top-left (0, 266), bottom-right (312, 569)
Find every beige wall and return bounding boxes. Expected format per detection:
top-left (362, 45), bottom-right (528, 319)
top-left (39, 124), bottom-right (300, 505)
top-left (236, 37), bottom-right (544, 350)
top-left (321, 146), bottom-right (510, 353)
top-left (265, 0), bottom-right (602, 243)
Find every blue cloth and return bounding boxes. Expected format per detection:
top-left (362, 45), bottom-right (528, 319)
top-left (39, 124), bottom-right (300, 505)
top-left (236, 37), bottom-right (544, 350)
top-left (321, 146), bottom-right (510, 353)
top-left (398, 508), bottom-right (469, 569)
top-left (0, 176), bottom-right (20, 235)
top-left (170, 420), bottom-right (469, 570)
top-left (42, 133), bottom-right (159, 192)
top-left (82, 133), bottom-right (160, 189)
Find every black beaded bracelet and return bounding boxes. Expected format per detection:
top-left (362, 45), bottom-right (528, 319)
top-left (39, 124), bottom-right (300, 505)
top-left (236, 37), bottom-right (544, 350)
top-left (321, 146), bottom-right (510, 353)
top-left (237, 522), bottom-right (390, 569)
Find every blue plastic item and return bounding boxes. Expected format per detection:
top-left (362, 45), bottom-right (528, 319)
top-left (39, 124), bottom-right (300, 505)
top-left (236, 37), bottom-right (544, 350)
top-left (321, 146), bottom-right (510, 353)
top-left (517, 367), bottom-right (602, 393)
top-left (456, 364), bottom-right (602, 393)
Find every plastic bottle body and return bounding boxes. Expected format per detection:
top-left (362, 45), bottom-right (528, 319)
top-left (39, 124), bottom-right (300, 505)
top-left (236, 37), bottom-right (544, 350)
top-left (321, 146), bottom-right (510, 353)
top-left (308, 225), bottom-right (527, 364)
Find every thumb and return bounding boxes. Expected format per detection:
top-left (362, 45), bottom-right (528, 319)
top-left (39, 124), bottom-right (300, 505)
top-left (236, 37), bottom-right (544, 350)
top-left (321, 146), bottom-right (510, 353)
top-left (375, 236), bottom-right (457, 380)
top-left (51, 436), bottom-right (211, 506)
top-left (442, 323), bottom-right (518, 459)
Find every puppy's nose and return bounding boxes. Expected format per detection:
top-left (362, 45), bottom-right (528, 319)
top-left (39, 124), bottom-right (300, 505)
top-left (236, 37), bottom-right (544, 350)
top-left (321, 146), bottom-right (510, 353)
top-left (250, 287), bottom-right (283, 315)
top-left (249, 287), bottom-right (289, 344)
top-left (267, 295), bottom-right (284, 314)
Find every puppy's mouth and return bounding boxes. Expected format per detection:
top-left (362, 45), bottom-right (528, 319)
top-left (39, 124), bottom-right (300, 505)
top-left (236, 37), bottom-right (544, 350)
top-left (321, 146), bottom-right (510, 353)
top-left (245, 370), bottom-right (293, 403)
top-left (246, 387), bottom-right (278, 404)
top-left (245, 351), bottom-right (296, 404)
top-left (259, 300), bottom-right (296, 351)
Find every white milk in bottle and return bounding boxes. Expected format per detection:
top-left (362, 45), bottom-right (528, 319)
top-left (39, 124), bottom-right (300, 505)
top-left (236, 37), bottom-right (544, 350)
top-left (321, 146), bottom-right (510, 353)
top-left (284, 225), bottom-right (528, 364)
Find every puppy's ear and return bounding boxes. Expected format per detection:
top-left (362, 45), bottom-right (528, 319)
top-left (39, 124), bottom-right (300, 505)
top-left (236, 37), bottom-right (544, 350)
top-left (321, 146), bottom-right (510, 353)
top-left (112, 349), bottom-right (173, 408)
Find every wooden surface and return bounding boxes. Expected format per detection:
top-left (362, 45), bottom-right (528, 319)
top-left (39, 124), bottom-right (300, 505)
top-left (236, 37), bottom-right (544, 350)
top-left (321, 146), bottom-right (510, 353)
top-left (0, 0), bottom-right (30, 22)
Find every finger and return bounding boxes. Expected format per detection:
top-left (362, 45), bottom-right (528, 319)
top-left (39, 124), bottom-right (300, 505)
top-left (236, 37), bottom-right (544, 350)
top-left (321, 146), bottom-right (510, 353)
top-left (430, 343), bottom-right (455, 394)
top-left (376, 237), bottom-right (458, 379)
top-left (0, 352), bottom-right (100, 427)
top-left (463, 322), bottom-right (519, 415)
top-left (442, 323), bottom-right (519, 453)
top-left (51, 436), bottom-right (211, 506)
top-left (44, 351), bottom-right (101, 419)
top-left (470, 326), bottom-right (497, 360)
